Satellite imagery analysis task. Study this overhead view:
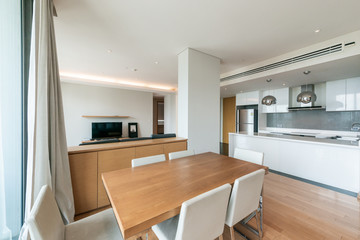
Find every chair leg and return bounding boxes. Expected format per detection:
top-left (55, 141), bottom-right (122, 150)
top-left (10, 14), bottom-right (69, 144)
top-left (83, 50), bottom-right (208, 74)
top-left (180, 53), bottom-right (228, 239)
top-left (229, 226), bottom-right (235, 240)
top-left (255, 211), bottom-right (262, 240)
top-left (260, 195), bottom-right (263, 233)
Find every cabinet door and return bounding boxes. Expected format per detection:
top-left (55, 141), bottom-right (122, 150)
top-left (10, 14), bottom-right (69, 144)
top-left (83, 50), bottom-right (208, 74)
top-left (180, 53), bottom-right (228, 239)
top-left (326, 80), bottom-right (346, 111)
top-left (346, 78), bottom-right (360, 111)
top-left (274, 88), bottom-right (289, 113)
top-left (236, 93), bottom-right (246, 106)
top-left (163, 141), bottom-right (187, 160)
top-left (246, 91), bottom-right (259, 105)
top-left (135, 144), bottom-right (164, 158)
top-left (98, 148), bottom-right (135, 207)
top-left (69, 152), bottom-right (98, 215)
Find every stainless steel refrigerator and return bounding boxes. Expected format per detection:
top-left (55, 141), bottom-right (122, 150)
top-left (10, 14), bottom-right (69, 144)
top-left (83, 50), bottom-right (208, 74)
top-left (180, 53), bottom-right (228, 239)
top-left (236, 108), bottom-right (258, 133)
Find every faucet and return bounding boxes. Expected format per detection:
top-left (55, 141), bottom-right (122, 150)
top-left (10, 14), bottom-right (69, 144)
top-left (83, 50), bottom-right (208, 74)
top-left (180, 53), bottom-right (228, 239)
top-left (350, 122), bottom-right (360, 132)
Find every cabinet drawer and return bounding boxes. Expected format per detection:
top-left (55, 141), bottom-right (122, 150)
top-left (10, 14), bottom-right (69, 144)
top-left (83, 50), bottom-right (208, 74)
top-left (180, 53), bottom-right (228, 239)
top-left (97, 148), bottom-right (135, 207)
top-left (69, 152), bottom-right (98, 215)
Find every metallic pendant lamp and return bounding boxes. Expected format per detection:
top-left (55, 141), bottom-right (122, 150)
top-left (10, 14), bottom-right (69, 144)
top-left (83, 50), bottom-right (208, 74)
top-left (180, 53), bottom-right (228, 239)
top-left (297, 71), bottom-right (317, 104)
top-left (261, 79), bottom-right (277, 106)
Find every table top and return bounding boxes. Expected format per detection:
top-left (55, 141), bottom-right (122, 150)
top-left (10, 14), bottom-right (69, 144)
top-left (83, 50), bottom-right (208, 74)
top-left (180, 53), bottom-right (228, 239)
top-left (102, 152), bottom-right (268, 239)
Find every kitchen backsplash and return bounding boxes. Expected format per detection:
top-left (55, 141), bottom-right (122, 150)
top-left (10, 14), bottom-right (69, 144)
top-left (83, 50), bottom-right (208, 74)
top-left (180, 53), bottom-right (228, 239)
top-left (267, 110), bottom-right (360, 131)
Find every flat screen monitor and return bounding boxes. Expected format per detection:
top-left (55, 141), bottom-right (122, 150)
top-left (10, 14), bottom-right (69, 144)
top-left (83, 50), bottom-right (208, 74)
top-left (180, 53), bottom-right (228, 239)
top-left (92, 122), bottom-right (122, 139)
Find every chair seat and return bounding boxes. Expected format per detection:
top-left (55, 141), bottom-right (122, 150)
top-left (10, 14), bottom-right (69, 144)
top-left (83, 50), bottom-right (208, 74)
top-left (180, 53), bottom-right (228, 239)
top-left (152, 215), bottom-right (179, 240)
top-left (65, 209), bottom-right (123, 240)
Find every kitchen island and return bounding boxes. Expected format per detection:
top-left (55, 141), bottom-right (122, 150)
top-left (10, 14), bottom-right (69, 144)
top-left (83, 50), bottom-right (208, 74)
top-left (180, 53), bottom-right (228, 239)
top-left (229, 132), bottom-right (360, 197)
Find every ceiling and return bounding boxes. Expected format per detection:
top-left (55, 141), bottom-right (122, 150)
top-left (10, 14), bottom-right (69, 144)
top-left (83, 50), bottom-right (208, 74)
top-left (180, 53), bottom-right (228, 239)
top-left (53, 0), bottom-right (360, 93)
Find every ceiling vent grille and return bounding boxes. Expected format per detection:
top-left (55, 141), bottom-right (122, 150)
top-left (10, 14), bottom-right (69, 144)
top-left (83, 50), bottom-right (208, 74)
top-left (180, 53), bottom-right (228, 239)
top-left (221, 43), bottom-right (343, 82)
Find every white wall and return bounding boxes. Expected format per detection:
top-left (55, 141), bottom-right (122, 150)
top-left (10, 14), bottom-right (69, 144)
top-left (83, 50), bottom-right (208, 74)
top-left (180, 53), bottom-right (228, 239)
top-left (164, 93), bottom-right (177, 134)
top-left (178, 48), bottom-right (220, 153)
top-left (61, 82), bottom-right (153, 146)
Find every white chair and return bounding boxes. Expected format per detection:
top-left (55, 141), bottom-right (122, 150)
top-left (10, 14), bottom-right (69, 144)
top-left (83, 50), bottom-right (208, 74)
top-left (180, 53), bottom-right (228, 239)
top-left (152, 184), bottom-right (232, 240)
top-left (131, 154), bottom-right (166, 167)
top-left (225, 169), bottom-right (265, 240)
top-left (233, 147), bottom-right (265, 233)
top-left (27, 185), bottom-right (123, 240)
top-left (169, 149), bottom-right (195, 160)
top-left (233, 148), bottom-right (264, 165)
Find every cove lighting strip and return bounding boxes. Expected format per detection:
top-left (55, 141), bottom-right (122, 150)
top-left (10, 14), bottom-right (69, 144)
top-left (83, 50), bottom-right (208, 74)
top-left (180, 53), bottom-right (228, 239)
top-left (59, 72), bottom-right (176, 91)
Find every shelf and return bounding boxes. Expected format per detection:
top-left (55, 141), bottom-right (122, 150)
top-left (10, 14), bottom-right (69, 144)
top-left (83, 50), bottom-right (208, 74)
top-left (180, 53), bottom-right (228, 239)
top-left (82, 115), bottom-right (130, 118)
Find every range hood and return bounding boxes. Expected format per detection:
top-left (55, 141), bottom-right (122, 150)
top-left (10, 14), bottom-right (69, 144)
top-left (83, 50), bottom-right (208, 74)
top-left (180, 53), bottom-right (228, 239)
top-left (288, 84), bottom-right (325, 111)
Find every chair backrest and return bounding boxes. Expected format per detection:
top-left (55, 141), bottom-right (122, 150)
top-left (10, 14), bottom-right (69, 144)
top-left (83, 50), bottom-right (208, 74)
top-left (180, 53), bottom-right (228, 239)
top-left (225, 169), bottom-right (265, 227)
top-left (234, 148), bottom-right (264, 165)
top-left (175, 184), bottom-right (231, 240)
top-left (26, 185), bottom-right (65, 240)
top-left (131, 154), bottom-right (166, 167)
top-left (169, 149), bottom-right (195, 160)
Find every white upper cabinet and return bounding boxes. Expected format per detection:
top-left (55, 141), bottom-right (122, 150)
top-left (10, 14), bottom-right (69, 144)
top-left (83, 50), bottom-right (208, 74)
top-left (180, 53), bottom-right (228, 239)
top-left (275, 88), bottom-right (290, 113)
top-left (261, 88), bottom-right (289, 113)
top-left (326, 80), bottom-right (346, 111)
top-left (236, 91), bottom-right (259, 106)
top-left (326, 78), bottom-right (360, 111)
top-left (345, 78), bottom-right (360, 111)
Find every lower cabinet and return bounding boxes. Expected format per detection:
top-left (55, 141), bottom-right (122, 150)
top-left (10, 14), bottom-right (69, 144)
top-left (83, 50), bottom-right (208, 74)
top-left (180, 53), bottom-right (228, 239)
top-left (69, 152), bottom-right (98, 215)
top-left (69, 140), bottom-right (187, 215)
top-left (97, 148), bottom-right (135, 207)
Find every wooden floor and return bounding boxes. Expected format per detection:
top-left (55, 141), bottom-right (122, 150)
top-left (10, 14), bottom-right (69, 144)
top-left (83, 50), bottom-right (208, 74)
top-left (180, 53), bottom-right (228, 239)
top-left (76, 173), bottom-right (360, 240)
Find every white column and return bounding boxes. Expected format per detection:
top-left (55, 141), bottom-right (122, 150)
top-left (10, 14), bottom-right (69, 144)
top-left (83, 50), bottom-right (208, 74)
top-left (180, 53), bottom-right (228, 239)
top-left (178, 48), bottom-right (220, 153)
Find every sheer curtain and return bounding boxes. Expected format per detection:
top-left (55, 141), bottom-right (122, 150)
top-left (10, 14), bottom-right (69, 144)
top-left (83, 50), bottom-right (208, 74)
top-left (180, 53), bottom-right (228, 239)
top-left (20, 0), bottom-right (75, 238)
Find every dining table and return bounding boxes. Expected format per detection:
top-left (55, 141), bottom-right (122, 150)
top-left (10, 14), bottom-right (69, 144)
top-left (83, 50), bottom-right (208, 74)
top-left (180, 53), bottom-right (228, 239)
top-left (102, 151), bottom-right (269, 239)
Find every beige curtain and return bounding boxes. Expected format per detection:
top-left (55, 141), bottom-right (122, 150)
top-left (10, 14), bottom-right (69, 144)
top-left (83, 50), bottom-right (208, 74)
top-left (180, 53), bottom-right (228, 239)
top-left (20, 0), bottom-right (75, 238)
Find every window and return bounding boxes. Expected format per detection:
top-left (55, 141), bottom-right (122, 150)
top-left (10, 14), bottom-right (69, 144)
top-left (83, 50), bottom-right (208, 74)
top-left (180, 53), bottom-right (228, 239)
top-left (0, 0), bottom-right (24, 239)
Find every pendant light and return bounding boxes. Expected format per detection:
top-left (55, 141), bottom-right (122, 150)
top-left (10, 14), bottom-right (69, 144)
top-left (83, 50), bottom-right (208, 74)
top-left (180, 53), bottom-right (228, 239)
top-left (261, 79), bottom-right (277, 106)
top-left (297, 71), bottom-right (317, 104)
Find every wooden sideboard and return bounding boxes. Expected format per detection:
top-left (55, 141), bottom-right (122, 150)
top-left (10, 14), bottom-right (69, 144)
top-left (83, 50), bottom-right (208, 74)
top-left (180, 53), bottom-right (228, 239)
top-left (68, 137), bottom-right (187, 215)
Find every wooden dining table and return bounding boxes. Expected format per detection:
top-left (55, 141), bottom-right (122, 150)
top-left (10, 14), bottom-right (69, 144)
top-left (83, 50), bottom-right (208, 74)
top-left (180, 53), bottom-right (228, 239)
top-left (102, 152), bottom-right (268, 239)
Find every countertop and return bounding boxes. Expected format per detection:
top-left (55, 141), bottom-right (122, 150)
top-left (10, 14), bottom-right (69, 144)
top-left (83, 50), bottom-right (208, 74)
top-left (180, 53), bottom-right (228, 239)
top-left (230, 132), bottom-right (360, 149)
top-left (68, 137), bottom-right (187, 154)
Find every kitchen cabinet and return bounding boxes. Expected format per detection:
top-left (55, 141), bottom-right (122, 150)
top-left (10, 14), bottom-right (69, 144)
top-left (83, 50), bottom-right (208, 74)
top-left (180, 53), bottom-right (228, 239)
top-left (326, 80), bottom-right (346, 111)
top-left (236, 91), bottom-right (259, 106)
top-left (345, 78), bottom-right (360, 111)
top-left (326, 78), bottom-right (360, 111)
top-left (261, 88), bottom-right (289, 113)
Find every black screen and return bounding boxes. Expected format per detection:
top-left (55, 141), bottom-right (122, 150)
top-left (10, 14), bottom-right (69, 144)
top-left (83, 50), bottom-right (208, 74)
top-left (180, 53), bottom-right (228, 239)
top-left (92, 122), bottom-right (122, 139)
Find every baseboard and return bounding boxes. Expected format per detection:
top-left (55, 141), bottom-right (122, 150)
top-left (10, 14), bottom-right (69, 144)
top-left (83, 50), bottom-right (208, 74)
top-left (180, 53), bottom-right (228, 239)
top-left (269, 169), bottom-right (358, 198)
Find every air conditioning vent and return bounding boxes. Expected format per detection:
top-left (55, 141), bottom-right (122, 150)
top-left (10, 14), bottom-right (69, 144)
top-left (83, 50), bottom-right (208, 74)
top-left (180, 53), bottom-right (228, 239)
top-left (221, 43), bottom-right (344, 82)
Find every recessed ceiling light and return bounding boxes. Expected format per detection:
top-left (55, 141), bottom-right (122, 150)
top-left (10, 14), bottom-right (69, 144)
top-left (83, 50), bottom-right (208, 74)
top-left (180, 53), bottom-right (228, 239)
top-left (107, 49), bottom-right (112, 53)
top-left (314, 29), bottom-right (321, 33)
top-left (132, 68), bottom-right (138, 72)
top-left (282, 83), bottom-right (286, 86)
top-left (303, 70), bottom-right (311, 75)
top-left (154, 61), bottom-right (159, 65)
